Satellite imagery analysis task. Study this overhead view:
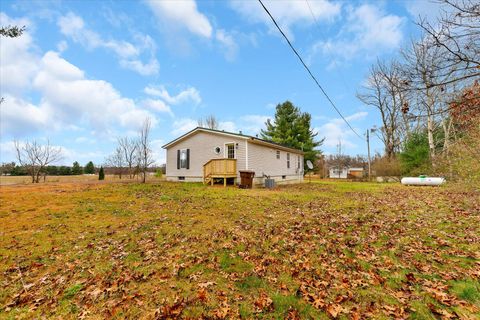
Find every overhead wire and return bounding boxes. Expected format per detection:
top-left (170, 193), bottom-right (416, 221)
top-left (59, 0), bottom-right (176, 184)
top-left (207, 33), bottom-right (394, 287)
top-left (257, 0), bottom-right (363, 139)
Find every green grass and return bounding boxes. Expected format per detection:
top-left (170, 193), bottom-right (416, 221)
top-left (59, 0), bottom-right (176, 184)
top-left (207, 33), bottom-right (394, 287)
top-left (63, 284), bottom-right (83, 300)
top-left (219, 252), bottom-right (253, 273)
top-left (450, 279), bottom-right (480, 304)
top-left (0, 180), bottom-right (478, 318)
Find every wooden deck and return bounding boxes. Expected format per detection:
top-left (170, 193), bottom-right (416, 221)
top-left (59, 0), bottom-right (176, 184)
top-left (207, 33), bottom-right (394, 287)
top-left (203, 159), bottom-right (237, 186)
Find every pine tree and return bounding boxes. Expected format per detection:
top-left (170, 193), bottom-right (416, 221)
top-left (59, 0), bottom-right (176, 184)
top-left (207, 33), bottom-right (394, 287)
top-left (84, 161), bottom-right (95, 174)
top-left (98, 166), bottom-right (105, 180)
top-left (261, 101), bottom-right (323, 171)
top-left (71, 161), bottom-right (82, 175)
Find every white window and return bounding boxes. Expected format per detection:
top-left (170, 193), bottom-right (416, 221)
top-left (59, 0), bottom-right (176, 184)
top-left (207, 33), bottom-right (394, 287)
top-left (180, 149), bottom-right (188, 168)
top-left (276, 150), bottom-right (280, 159)
top-left (287, 153), bottom-right (290, 169)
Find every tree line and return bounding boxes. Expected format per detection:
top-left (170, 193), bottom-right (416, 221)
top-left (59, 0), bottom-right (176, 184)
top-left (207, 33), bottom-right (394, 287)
top-left (9, 118), bottom-right (156, 183)
top-left (1, 161), bottom-right (96, 177)
top-left (357, 0), bottom-right (479, 183)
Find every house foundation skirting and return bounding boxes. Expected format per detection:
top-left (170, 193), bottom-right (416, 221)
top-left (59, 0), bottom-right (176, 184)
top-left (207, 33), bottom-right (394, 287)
top-left (167, 174), bottom-right (304, 185)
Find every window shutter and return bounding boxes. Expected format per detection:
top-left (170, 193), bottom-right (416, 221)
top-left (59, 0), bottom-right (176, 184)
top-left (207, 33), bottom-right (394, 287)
top-left (186, 149), bottom-right (190, 169)
top-left (177, 150), bottom-right (180, 169)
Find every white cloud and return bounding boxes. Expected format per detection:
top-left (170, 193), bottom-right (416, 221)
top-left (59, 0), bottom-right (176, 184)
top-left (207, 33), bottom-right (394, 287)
top-left (31, 51), bottom-right (157, 132)
top-left (309, 4), bottom-right (404, 63)
top-left (57, 40), bottom-right (68, 52)
top-left (0, 13), bottom-right (38, 94)
top-left (231, 0), bottom-right (341, 38)
top-left (119, 58), bottom-right (160, 76)
top-left (146, 0), bottom-right (212, 38)
top-left (216, 29), bottom-right (238, 61)
top-left (0, 23), bottom-right (158, 138)
top-left (151, 138), bottom-right (166, 165)
top-left (171, 118), bottom-right (198, 136)
top-left (142, 98), bottom-right (173, 116)
top-left (0, 95), bottom-right (48, 136)
top-left (315, 111), bottom-right (367, 150)
top-left (0, 141), bottom-right (16, 164)
top-left (144, 85), bottom-right (201, 106)
top-left (240, 115), bottom-right (270, 135)
top-left (57, 12), bottom-right (159, 76)
top-left (219, 121), bottom-right (237, 133)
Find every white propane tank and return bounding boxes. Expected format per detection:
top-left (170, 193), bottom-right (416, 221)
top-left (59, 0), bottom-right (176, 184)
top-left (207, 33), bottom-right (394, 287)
top-left (401, 176), bottom-right (445, 186)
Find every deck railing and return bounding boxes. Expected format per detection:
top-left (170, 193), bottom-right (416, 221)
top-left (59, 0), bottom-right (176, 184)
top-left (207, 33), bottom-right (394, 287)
top-left (203, 159), bottom-right (237, 185)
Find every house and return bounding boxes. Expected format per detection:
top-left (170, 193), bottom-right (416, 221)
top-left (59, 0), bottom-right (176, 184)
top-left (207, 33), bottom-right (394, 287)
top-left (329, 167), bottom-right (364, 179)
top-left (329, 167), bottom-right (348, 179)
top-left (162, 127), bottom-right (304, 186)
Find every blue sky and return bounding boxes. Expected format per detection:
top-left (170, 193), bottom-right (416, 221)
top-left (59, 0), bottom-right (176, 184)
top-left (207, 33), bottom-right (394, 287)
top-left (0, 0), bottom-right (442, 166)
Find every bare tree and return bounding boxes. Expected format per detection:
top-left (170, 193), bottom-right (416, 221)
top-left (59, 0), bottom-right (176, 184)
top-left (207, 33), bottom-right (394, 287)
top-left (198, 114), bottom-right (219, 129)
top-left (357, 60), bottom-right (403, 158)
top-left (14, 140), bottom-right (63, 183)
top-left (137, 118), bottom-right (155, 183)
top-left (118, 137), bottom-right (138, 179)
top-left (416, 0), bottom-right (480, 87)
top-left (105, 146), bottom-right (125, 179)
top-left (401, 37), bottom-right (454, 164)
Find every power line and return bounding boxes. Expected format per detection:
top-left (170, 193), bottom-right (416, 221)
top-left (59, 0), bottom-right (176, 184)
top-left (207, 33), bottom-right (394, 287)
top-left (257, 0), bottom-right (362, 139)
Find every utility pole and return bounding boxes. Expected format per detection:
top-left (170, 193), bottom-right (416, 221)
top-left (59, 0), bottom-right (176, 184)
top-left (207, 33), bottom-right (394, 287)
top-left (367, 129), bottom-right (371, 181)
top-left (336, 140), bottom-right (342, 178)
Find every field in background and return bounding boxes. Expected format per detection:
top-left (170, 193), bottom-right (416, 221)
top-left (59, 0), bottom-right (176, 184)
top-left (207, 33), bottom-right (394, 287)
top-left (1, 181), bottom-right (479, 318)
top-left (0, 174), bottom-right (164, 186)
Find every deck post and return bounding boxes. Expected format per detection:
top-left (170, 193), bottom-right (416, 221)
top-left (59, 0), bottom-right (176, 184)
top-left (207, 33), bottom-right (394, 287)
top-left (224, 159), bottom-right (227, 187)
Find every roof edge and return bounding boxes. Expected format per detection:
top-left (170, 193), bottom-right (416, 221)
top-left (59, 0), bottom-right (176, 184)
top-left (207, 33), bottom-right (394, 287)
top-left (162, 127), bottom-right (304, 154)
top-left (162, 127), bottom-right (248, 149)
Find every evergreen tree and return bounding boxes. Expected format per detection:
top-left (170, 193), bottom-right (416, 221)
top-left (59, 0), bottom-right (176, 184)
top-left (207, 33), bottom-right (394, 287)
top-left (261, 101), bottom-right (323, 171)
top-left (45, 166), bottom-right (59, 175)
top-left (98, 166), bottom-right (105, 180)
top-left (58, 166), bottom-right (71, 175)
top-left (399, 132), bottom-right (431, 175)
top-left (84, 161), bottom-right (95, 174)
top-left (72, 161), bottom-right (82, 175)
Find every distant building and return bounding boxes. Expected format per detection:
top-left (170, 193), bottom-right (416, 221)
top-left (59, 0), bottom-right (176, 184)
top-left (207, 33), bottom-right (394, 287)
top-left (329, 167), bottom-right (348, 179)
top-left (329, 167), bottom-right (364, 179)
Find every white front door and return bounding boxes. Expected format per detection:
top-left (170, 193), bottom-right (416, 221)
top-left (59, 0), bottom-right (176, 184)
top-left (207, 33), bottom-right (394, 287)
top-left (225, 143), bottom-right (235, 159)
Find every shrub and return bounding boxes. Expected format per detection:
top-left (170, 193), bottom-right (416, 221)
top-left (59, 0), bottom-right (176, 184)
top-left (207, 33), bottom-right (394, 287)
top-left (155, 169), bottom-right (163, 178)
top-left (435, 122), bottom-right (480, 188)
top-left (98, 167), bottom-right (105, 180)
top-left (371, 156), bottom-right (401, 177)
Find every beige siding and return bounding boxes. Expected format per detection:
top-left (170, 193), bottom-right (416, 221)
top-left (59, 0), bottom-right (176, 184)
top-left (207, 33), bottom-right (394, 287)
top-left (166, 131), bottom-right (247, 181)
top-left (247, 142), bottom-right (303, 184)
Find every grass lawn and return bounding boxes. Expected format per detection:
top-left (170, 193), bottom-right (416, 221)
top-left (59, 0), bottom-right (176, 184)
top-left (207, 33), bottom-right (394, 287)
top-left (0, 181), bottom-right (479, 319)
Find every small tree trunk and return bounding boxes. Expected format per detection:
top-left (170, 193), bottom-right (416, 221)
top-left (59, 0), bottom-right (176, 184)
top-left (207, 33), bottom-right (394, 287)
top-left (427, 114), bottom-right (436, 165)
